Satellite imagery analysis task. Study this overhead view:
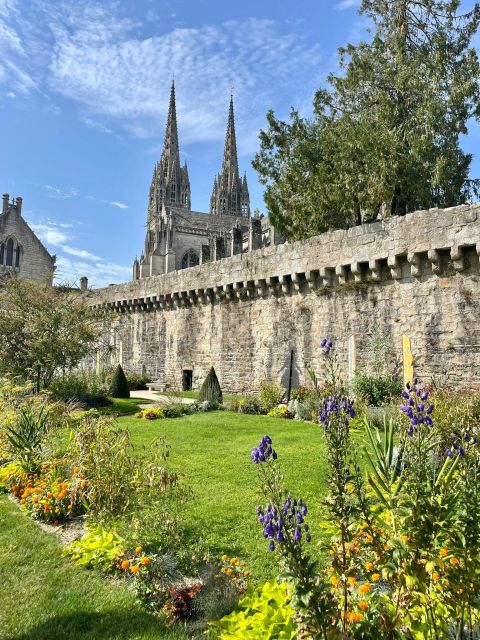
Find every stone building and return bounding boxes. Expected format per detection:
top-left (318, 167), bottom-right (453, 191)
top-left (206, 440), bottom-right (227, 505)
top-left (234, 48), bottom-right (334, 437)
top-left (133, 82), bottom-right (281, 280)
top-left (0, 193), bottom-right (56, 282)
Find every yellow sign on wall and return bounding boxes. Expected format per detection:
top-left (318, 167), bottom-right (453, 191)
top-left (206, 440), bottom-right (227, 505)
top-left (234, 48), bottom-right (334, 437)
top-left (402, 335), bottom-right (414, 387)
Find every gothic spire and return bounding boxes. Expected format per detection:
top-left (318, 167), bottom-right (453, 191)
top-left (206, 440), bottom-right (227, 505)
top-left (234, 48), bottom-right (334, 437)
top-left (210, 95), bottom-right (249, 216)
top-left (161, 80), bottom-right (180, 167)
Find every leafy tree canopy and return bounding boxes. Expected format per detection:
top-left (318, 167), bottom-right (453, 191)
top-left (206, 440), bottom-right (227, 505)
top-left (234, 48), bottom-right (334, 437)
top-left (0, 277), bottom-right (104, 391)
top-left (253, 0), bottom-right (480, 240)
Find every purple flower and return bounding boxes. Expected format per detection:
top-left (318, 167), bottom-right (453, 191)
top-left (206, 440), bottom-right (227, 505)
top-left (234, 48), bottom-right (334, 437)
top-left (446, 448), bottom-right (454, 459)
top-left (250, 435), bottom-right (277, 464)
top-left (269, 541), bottom-right (275, 552)
top-left (400, 380), bottom-right (433, 436)
top-left (321, 337), bottom-right (333, 356)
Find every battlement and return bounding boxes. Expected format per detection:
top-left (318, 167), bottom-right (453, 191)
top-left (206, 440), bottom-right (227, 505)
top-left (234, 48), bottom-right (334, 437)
top-left (89, 203), bottom-right (480, 312)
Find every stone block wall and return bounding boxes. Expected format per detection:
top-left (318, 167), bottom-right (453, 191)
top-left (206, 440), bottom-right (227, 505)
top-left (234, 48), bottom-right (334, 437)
top-left (88, 204), bottom-right (480, 392)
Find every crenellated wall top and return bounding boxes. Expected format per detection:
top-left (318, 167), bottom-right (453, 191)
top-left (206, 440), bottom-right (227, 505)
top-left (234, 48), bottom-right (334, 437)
top-left (88, 203), bottom-right (480, 312)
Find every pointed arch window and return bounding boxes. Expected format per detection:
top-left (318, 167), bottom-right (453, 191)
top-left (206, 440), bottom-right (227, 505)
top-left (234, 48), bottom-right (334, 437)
top-left (6, 238), bottom-right (14, 266)
top-left (0, 242), bottom-right (4, 265)
top-left (181, 249), bottom-right (199, 270)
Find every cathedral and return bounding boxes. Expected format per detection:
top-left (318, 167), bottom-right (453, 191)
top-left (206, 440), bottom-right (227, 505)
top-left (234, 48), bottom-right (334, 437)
top-left (133, 82), bottom-right (281, 280)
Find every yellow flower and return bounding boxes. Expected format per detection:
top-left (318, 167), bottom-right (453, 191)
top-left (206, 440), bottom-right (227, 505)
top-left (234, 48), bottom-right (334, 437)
top-left (450, 557), bottom-right (459, 566)
top-left (244, 570), bottom-right (251, 577)
top-left (358, 583), bottom-right (372, 595)
top-left (226, 568), bottom-right (234, 576)
top-left (400, 535), bottom-right (409, 544)
top-left (140, 556), bottom-right (150, 566)
top-left (358, 600), bottom-right (369, 611)
top-left (221, 554), bottom-right (228, 561)
top-left (371, 573), bottom-right (381, 582)
top-left (364, 562), bottom-right (374, 571)
top-left (131, 565), bottom-right (140, 574)
top-left (347, 576), bottom-right (358, 588)
top-left (330, 576), bottom-right (339, 587)
top-left (230, 557), bottom-right (238, 566)
top-left (432, 572), bottom-right (440, 581)
top-left (439, 548), bottom-right (448, 558)
top-left (347, 611), bottom-right (364, 623)
top-left (135, 546), bottom-right (142, 554)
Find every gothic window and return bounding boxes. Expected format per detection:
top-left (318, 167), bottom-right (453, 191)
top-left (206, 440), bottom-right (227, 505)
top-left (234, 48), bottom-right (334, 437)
top-left (170, 185), bottom-right (176, 201)
top-left (181, 249), bottom-right (200, 270)
top-left (184, 193), bottom-right (188, 206)
top-left (15, 245), bottom-right (21, 267)
top-left (0, 242), bottom-right (4, 264)
top-left (6, 238), bottom-right (14, 266)
top-left (164, 163), bottom-right (168, 177)
top-left (221, 199), bottom-right (226, 212)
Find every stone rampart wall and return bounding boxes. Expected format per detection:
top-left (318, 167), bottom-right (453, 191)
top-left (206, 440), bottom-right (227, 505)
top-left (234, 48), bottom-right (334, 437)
top-left (88, 204), bottom-right (480, 392)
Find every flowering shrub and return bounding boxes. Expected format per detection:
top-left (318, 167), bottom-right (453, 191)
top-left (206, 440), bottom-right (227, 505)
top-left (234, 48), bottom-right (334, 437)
top-left (266, 406), bottom-right (294, 419)
top-left (135, 407), bottom-right (165, 420)
top-left (250, 339), bottom-right (480, 639)
top-left (258, 381), bottom-right (285, 413)
top-left (207, 580), bottom-right (297, 639)
top-left (218, 555), bottom-right (251, 595)
top-left (164, 582), bottom-right (202, 625)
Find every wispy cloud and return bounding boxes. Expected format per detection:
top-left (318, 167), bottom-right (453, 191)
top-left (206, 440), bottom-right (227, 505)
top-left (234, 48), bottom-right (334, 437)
top-left (0, 1), bottom-right (325, 154)
top-left (32, 220), bottom-right (99, 261)
top-left (55, 255), bottom-right (131, 288)
top-left (44, 184), bottom-right (79, 199)
top-left (87, 195), bottom-right (129, 209)
top-left (335, 0), bottom-right (360, 10)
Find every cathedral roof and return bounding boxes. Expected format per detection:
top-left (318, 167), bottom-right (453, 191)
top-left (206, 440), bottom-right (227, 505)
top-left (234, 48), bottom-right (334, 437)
top-left (165, 205), bottom-right (248, 232)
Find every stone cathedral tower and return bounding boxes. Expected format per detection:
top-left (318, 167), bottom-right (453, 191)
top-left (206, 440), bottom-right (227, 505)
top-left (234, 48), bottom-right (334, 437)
top-left (147, 80), bottom-right (191, 225)
top-left (210, 96), bottom-right (250, 217)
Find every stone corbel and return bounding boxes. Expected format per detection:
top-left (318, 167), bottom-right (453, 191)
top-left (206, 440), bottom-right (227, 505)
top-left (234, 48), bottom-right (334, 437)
top-left (318, 267), bottom-right (333, 288)
top-left (233, 281), bottom-right (243, 299)
top-left (305, 270), bottom-right (318, 290)
top-left (388, 255), bottom-right (403, 280)
top-left (254, 278), bottom-right (267, 297)
top-left (351, 262), bottom-right (363, 283)
top-left (450, 245), bottom-right (465, 272)
top-left (407, 252), bottom-right (421, 278)
top-left (188, 290), bottom-right (196, 305)
top-left (335, 265), bottom-right (347, 285)
top-left (427, 249), bottom-right (441, 274)
top-left (278, 275), bottom-right (290, 294)
top-left (369, 259), bottom-right (382, 281)
top-left (223, 283), bottom-right (234, 300)
top-left (245, 281), bottom-right (255, 298)
top-left (205, 288), bottom-right (214, 303)
top-left (291, 273), bottom-right (302, 292)
top-left (266, 276), bottom-right (277, 295)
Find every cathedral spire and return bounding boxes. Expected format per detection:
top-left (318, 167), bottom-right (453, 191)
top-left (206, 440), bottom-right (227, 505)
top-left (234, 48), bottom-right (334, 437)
top-left (210, 96), bottom-right (250, 217)
top-left (146, 79), bottom-right (191, 223)
top-left (161, 80), bottom-right (180, 167)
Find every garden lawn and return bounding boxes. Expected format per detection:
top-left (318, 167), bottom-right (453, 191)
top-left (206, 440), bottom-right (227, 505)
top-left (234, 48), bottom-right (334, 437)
top-left (98, 397), bottom-right (146, 415)
top-left (0, 497), bottom-right (187, 640)
top-left (122, 411), bottom-right (333, 581)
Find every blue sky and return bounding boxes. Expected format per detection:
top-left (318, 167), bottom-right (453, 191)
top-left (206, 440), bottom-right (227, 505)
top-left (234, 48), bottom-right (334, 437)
top-left (0, 0), bottom-right (478, 287)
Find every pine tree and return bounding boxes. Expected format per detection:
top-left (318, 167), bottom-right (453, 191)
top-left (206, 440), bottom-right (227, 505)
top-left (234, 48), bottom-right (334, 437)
top-left (198, 367), bottom-right (223, 404)
top-left (109, 364), bottom-right (130, 399)
top-left (253, 0), bottom-right (480, 240)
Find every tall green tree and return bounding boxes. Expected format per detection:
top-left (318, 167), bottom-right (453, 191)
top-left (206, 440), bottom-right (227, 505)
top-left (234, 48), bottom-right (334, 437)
top-left (0, 277), bottom-right (104, 392)
top-left (253, 0), bottom-right (480, 240)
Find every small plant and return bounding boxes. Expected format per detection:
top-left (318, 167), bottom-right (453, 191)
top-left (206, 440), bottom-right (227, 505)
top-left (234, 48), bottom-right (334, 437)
top-left (6, 402), bottom-right (50, 474)
top-left (267, 406), bottom-right (293, 419)
top-left (353, 372), bottom-right (402, 406)
top-left (207, 580), bottom-right (297, 639)
top-left (258, 380), bottom-right (284, 413)
top-left (109, 364), bottom-right (130, 399)
top-left (65, 524), bottom-right (126, 569)
top-left (198, 367), bottom-right (223, 404)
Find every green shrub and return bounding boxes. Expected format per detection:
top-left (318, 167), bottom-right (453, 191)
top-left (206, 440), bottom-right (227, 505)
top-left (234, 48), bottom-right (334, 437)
top-left (6, 402), bottom-right (50, 473)
top-left (353, 371), bottom-right (402, 406)
top-left (48, 372), bottom-right (110, 407)
top-left (109, 364), bottom-right (130, 399)
top-left (207, 580), bottom-right (297, 639)
top-left (198, 367), bottom-right (223, 404)
top-left (125, 372), bottom-right (150, 391)
top-left (290, 385), bottom-right (312, 402)
top-left (237, 395), bottom-right (264, 415)
top-left (258, 381), bottom-right (284, 413)
top-left (64, 524), bottom-right (126, 569)
top-left (267, 407), bottom-right (293, 419)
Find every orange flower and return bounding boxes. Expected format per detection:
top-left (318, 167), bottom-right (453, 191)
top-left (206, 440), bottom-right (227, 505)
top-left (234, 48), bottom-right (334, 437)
top-left (120, 559), bottom-right (130, 570)
top-left (439, 548), bottom-right (448, 557)
top-left (140, 556), bottom-right (150, 566)
top-left (371, 573), bottom-right (381, 582)
top-left (449, 557), bottom-right (459, 566)
top-left (131, 565), bottom-right (140, 574)
top-left (244, 571), bottom-right (251, 577)
top-left (364, 562), bottom-right (374, 571)
top-left (226, 568), bottom-right (234, 576)
top-left (358, 583), bottom-right (372, 595)
top-left (73, 466), bottom-right (80, 474)
top-left (365, 534), bottom-right (373, 543)
top-left (358, 600), bottom-right (368, 611)
top-left (135, 546), bottom-right (142, 554)
top-left (432, 572), bottom-right (440, 581)
top-left (347, 611), bottom-right (364, 623)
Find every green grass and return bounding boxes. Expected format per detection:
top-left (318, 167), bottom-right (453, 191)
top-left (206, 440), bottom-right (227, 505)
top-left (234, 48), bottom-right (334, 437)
top-left (97, 398), bottom-right (145, 415)
top-left (0, 497), bottom-right (186, 640)
top-left (123, 411), bottom-right (330, 581)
